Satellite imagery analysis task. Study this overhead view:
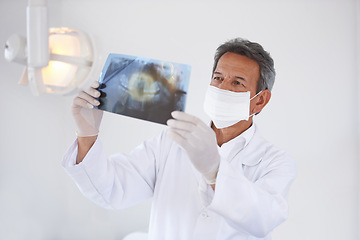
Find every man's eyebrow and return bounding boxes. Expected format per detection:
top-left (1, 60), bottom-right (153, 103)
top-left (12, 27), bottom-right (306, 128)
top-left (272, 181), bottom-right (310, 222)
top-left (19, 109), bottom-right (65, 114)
top-left (214, 71), bottom-right (246, 81)
top-left (235, 76), bottom-right (246, 81)
top-left (213, 71), bottom-right (223, 75)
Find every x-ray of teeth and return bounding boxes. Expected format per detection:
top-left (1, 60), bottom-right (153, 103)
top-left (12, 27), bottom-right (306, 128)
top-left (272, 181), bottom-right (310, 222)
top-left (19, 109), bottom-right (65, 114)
top-left (96, 53), bottom-right (191, 125)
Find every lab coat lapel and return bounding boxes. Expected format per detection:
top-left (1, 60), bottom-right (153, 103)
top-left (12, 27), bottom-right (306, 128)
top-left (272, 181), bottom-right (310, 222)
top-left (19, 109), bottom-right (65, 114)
top-left (229, 129), bottom-right (268, 167)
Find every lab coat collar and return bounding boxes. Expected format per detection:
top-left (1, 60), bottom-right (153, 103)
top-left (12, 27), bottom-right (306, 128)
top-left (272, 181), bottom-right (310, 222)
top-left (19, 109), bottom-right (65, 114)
top-left (210, 121), bottom-right (255, 149)
top-left (217, 124), bottom-right (267, 167)
top-left (217, 123), bottom-right (255, 151)
top-left (238, 126), bottom-right (269, 166)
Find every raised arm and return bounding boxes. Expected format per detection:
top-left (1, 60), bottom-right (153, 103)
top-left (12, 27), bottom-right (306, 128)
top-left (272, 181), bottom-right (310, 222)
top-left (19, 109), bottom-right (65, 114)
top-left (71, 81), bottom-right (103, 164)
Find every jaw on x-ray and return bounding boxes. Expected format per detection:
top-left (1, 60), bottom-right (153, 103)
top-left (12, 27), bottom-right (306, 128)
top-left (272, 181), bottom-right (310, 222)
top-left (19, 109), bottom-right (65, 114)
top-left (96, 54), bottom-right (191, 125)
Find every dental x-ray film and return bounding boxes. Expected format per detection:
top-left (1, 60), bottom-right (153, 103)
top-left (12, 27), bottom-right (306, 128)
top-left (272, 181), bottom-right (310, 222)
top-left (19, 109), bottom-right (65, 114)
top-left (96, 53), bottom-right (191, 125)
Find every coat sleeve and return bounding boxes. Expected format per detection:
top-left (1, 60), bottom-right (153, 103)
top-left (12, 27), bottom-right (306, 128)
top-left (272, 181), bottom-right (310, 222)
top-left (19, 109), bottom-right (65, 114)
top-left (62, 134), bottom-right (163, 210)
top-left (208, 145), bottom-right (297, 238)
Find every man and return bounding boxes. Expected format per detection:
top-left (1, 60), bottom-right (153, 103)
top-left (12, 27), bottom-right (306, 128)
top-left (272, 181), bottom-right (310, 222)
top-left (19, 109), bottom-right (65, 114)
top-left (63, 38), bottom-right (296, 240)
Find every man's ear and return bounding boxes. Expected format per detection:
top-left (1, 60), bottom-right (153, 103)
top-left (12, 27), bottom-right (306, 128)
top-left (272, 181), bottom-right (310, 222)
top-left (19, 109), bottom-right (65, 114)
top-left (252, 89), bottom-right (271, 114)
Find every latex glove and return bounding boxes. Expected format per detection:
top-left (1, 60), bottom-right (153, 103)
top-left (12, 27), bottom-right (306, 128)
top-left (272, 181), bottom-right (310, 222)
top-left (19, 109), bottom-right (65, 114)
top-left (72, 81), bottom-right (103, 137)
top-left (167, 111), bottom-right (220, 184)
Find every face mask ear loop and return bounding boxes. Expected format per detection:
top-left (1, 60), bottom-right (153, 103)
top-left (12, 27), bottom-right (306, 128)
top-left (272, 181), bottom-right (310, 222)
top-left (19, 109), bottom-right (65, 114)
top-left (250, 90), bottom-right (263, 101)
top-left (249, 90), bottom-right (263, 117)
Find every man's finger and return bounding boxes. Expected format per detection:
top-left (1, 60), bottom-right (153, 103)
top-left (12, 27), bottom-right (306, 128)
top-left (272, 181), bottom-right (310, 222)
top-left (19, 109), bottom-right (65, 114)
top-left (84, 84), bottom-right (101, 98)
top-left (91, 81), bottom-right (100, 89)
top-left (73, 96), bottom-right (94, 109)
top-left (167, 129), bottom-right (192, 149)
top-left (167, 119), bottom-right (196, 132)
top-left (78, 91), bottom-right (100, 107)
top-left (171, 111), bottom-right (202, 125)
top-left (168, 128), bottom-right (201, 149)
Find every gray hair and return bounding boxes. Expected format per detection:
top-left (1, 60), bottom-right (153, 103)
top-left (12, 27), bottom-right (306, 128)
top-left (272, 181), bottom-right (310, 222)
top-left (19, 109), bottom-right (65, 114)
top-left (212, 38), bottom-right (276, 93)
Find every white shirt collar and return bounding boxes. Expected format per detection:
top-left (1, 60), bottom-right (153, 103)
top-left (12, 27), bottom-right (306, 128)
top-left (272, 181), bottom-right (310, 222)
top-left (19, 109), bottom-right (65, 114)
top-left (216, 124), bottom-right (256, 160)
top-left (220, 123), bottom-right (255, 148)
top-left (239, 123), bottom-right (256, 148)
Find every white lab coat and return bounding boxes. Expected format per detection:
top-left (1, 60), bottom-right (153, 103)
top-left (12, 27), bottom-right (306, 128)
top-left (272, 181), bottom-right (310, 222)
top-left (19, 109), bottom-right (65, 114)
top-left (62, 124), bottom-right (296, 240)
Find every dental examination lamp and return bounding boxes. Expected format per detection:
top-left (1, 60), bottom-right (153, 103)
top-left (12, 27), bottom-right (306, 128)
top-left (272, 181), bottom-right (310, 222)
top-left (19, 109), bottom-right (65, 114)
top-left (4, 0), bottom-right (99, 96)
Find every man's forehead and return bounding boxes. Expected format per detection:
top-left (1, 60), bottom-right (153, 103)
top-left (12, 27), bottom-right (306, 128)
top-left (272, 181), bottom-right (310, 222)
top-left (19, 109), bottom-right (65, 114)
top-left (215, 52), bottom-right (260, 76)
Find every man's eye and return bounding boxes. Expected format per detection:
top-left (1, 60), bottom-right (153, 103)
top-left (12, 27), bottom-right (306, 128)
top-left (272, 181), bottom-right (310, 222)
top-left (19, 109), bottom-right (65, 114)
top-left (213, 76), bottom-right (222, 81)
top-left (235, 81), bottom-right (242, 85)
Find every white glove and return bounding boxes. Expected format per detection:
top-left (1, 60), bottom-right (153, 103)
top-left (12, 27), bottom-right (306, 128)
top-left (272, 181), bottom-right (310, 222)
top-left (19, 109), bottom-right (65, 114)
top-left (167, 111), bottom-right (220, 184)
top-left (72, 81), bottom-right (103, 137)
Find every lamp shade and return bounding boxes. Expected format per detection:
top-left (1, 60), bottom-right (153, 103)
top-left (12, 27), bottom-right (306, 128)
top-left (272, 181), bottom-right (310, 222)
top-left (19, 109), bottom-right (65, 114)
top-left (41, 27), bottom-right (96, 95)
top-left (4, 1), bottom-right (100, 96)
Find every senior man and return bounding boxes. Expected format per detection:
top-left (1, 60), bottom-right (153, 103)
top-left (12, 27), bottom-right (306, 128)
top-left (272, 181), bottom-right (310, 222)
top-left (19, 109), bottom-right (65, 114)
top-left (63, 38), bottom-right (296, 240)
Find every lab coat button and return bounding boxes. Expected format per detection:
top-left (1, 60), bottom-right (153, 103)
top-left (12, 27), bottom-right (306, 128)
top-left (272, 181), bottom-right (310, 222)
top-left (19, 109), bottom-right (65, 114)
top-left (200, 211), bottom-right (208, 218)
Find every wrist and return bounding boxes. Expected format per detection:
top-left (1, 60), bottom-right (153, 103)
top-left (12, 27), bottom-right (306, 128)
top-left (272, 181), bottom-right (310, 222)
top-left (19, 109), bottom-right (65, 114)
top-left (202, 163), bottom-right (219, 185)
top-left (76, 135), bottom-right (98, 164)
top-left (76, 130), bottom-right (99, 137)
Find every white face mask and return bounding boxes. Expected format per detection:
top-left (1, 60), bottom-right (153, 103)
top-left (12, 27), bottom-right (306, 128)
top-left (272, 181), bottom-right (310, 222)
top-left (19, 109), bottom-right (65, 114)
top-left (203, 85), bottom-right (262, 129)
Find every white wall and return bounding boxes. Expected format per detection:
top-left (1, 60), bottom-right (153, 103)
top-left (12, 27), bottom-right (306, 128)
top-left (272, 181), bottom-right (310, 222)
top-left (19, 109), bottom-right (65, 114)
top-left (357, 1), bottom-right (360, 238)
top-left (0, 0), bottom-right (359, 239)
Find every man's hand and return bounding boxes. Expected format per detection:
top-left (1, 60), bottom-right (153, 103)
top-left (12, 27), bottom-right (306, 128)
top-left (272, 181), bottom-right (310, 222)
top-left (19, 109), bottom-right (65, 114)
top-left (167, 111), bottom-right (220, 184)
top-left (72, 81), bottom-right (103, 137)
top-left (72, 81), bottom-right (103, 164)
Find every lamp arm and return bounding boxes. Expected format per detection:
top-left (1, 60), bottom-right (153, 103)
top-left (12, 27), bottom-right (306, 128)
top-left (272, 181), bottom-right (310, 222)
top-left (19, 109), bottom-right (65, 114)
top-left (26, 0), bottom-right (48, 95)
top-left (27, 0), bottom-right (49, 68)
top-left (50, 54), bottom-right (93, 67)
